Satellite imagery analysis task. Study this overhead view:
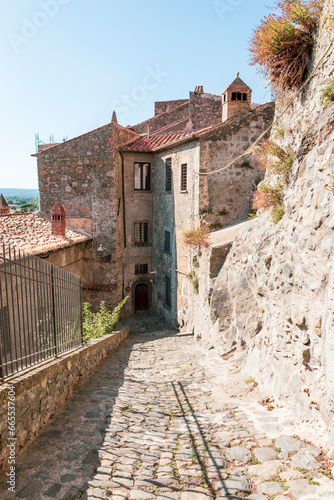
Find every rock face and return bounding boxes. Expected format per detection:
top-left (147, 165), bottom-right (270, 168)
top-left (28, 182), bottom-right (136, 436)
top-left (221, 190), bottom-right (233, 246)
top-left (198, 0), bottom-right (334, 443)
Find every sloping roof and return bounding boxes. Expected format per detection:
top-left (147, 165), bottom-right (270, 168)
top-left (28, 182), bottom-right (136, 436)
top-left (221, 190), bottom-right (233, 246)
top-left (121, 132), bottom-right (196, 153)
top-left (0, 213), bottom-right (91, 256)
top-left (0, 194), bottom-right (9, 208)
top-left (229, 76), bottom-right (250, 88)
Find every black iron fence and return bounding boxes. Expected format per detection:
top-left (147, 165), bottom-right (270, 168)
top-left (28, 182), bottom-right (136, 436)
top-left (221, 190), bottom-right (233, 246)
top-left (0, 244), bottom-right (83, 379)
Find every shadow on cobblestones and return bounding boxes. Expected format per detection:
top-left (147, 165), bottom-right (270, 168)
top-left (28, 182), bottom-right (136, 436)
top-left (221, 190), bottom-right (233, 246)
top-left (0, 316), bottom-right (177, 499)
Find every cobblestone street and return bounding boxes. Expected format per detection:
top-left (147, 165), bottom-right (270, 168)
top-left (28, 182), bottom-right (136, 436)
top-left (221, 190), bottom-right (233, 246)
top-left (1, 317), bottom-right (334, 500)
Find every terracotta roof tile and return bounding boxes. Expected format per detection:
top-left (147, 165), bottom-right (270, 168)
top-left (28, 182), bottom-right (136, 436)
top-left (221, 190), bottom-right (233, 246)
top-left (121, 132), bottom-right (195, 152)
top-left (0, 213), bottom-right (91, 256)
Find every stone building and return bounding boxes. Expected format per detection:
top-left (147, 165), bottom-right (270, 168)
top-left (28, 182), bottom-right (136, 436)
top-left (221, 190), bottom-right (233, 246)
top-left (0, 195), bottom-right (10, 215)
top-left (0, 207), bottom-right (92, 299)
top-left (35, 76), bottom-right (275, 321)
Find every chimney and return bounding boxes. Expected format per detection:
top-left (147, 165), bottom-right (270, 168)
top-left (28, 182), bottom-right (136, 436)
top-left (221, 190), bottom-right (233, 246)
top-left (222, 73), bottom-right (252, 122)
top-left (194, 86), bottom-right (204, 94)
top-left (111, 110), bottom-right (118, 124)
top-left (51, 201), bottom-right (66, 237)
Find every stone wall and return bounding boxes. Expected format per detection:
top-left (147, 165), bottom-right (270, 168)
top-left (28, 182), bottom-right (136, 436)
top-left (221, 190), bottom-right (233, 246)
top-left (155, 99), bottom-right (188, 116)
top-left (37, 123), bottom-right (138, 311)
top-left (193, 0), bottom-right (334, 446)
top-left (132, 102), bottom-right (190, 134)
top-left (189, 92), bottom-right (222, 131)
top-left (0, 328), bottom-right (129, 472)
top-left (198, 102), bottom-right (275, 228)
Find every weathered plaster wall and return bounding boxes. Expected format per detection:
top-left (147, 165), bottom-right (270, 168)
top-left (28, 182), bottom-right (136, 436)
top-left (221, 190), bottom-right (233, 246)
top-left (0, 328), bottom-right (129, 472)
top-left (152, 142), bottom-right (200, 326)
top-left (120, 152), bottom-right (154, 314)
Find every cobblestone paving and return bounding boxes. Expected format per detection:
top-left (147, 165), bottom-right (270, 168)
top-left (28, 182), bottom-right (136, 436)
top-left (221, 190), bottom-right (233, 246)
top-left (1, 318), bottom-right (334, 499)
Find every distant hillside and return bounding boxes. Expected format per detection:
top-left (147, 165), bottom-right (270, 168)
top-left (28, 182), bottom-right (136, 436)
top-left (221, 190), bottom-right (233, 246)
top-left (0, 188), bottom-right (39, 200)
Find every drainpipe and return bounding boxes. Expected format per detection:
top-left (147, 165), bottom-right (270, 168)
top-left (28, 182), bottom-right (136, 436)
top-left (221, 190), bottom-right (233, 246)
top-left (120, 151), bottom-right (127, 299)
top-left (120, 151), bottom-right (127, 249)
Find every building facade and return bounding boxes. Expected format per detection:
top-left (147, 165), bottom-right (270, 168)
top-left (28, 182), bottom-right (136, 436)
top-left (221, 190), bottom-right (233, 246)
top-left (35, 77), bottom-right (275, 322)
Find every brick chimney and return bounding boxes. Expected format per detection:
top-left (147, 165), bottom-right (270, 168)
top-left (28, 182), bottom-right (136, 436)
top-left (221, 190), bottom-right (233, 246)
top-left (0, 194), bottom-right (10, 215)
top-left (51, 201), bottom-right (66, 236)
top-left (222, 73), bottom-right (252, 122)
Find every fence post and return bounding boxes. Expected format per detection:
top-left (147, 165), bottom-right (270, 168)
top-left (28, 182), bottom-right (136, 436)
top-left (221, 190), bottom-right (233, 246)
top-left (80, 278), bottom-right (84, 346)
top-left (0, 279), bottom-right (3, 381)
top-left (51, 266), bottom-right (58, 358)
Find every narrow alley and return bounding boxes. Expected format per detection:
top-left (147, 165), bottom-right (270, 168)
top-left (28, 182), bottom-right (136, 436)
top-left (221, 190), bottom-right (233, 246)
top-left (1, 317), bottom-right (333, 500)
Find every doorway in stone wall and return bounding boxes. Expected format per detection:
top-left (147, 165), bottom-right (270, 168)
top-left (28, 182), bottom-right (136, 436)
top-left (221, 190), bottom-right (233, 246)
top-left (135, 283), bottom-right (149, 312)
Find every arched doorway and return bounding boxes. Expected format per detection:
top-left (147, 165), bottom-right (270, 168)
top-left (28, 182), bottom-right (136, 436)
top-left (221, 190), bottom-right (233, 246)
top-left (135, 283), bottom-right (149, 312)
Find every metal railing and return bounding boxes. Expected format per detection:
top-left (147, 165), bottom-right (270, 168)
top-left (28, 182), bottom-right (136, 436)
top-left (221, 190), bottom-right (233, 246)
top-left (0, 244), bottom-right (83, 379)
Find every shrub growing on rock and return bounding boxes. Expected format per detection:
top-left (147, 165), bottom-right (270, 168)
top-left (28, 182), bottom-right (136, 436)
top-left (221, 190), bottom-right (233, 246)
top-left (249, 0), bottom-right (322, 91)
top-left (321, 78), bottom-right (334, 107)
top-left (183, 224), bottom-right (210, 247)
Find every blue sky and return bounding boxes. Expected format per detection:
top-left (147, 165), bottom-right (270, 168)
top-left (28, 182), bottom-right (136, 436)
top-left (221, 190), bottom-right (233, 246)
top-left (0, 0), bottom-right (273, 189)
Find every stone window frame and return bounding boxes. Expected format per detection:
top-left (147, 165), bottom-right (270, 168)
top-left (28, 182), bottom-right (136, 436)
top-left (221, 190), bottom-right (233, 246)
top-left (180, 164), bottom-right (188, 192)
top-left (134, 162), bottom-right (151, 191)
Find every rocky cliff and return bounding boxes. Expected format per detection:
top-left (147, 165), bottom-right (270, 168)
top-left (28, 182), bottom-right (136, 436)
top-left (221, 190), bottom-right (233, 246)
top-left (199, 0), bottom-right (334, 446)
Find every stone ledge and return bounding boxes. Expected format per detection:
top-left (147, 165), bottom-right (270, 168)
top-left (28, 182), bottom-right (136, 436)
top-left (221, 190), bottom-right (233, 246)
top-left (0, 327), bottom-right (129, 472)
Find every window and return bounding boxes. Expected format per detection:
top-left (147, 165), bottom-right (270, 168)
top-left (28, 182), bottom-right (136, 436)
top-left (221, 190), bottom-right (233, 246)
top-left (134, 222), bottom-right (148, 246)
top-left (164, 231), bottom-right (171, 253)
top-left (134, 163), bottom-right (151, 191)
top-left (135, 264), bottom-right (148, 275)
top-left (181, 164), bottom-right (187, 191)
top-left (243, 93), bottom-right (248, 102)
top-left (165, 158), bottom-right (172, 192)
top-left (232, 92), bottom-right (242, 101)
top-left (165, 276), bottom-right (171, 308)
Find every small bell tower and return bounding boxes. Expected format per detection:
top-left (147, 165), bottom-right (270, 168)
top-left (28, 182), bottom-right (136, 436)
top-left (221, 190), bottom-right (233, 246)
top-left (0, 194), bottom-right (10, 215)
top-left (222, 73), bottom-right (252, 122)
top-left (51, 201), bottom-right (66, 237)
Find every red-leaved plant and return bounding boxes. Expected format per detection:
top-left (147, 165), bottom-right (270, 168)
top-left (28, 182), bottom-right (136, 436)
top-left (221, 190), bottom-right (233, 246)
top-left (249, 0), bottom-right (322, 92)
top-left (183, 224), bottom-right (210, 248)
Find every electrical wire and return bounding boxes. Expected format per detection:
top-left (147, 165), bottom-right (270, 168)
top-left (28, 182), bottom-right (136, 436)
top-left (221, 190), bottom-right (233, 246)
top-left (195, 39), bottom-right (333, 177)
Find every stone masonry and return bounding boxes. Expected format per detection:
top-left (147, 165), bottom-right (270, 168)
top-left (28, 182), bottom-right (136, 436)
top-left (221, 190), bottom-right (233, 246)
top-left (1, 318), bottom-right (334, 499)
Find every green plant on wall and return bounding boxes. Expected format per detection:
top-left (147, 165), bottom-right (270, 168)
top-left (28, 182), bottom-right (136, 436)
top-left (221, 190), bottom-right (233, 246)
top-left (209, 221), bottom-right (223, 231)
top-left (321, 78), bottom-right (334, 107)
top-left (82, 296), bottom-right (128, 344)
top-left (238, 160), bottom-right (253, 170)
top-left (193, 277), bottom-right (199, 294)
top-left (218, 209), bottom-right (230, 216)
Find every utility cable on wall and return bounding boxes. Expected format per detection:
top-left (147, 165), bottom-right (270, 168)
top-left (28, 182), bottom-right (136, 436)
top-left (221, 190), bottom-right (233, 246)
top-left (195, 39), bottom-right (333, 177)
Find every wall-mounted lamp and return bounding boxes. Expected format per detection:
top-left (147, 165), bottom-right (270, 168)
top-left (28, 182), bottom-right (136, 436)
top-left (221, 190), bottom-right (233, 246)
top-left (97, 244), bottom-right (104, 256)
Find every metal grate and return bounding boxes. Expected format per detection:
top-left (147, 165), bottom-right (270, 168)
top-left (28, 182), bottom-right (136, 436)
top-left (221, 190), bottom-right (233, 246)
top-left (165, 276), bottom-right (171, 308)
top-left (181, 164), bottom-right (187, 191)
top-left (165, 158), bottom-right (172, 192)
top-left (134, 222), bottom-right (149, 246)
top-left (135, 264), bottom-right (148, 275)
top-left (164, 231), bottom-right (171, 253)
top-left (0, 244), bottom-right (83, 380)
